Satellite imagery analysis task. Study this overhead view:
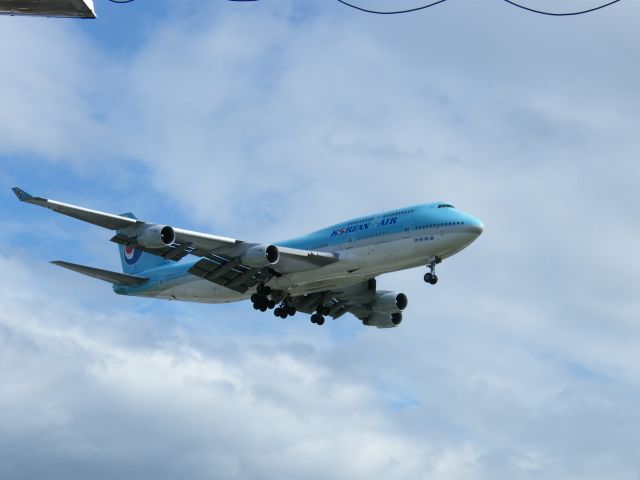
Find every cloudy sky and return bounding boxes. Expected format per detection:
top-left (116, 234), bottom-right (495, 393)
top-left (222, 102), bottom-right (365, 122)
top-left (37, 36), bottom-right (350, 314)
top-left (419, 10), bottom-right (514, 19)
top-left (1, 0), bottom-right (639, 478)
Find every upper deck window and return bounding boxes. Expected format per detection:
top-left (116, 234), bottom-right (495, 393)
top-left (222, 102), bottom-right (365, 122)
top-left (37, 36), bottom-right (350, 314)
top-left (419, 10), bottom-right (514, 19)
top-left (437, 204), bottom-right (455, 209)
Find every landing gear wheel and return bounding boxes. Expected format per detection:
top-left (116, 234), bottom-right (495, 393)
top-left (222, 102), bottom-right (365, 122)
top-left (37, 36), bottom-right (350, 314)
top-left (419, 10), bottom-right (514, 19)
top-left (257, 284), bottom-right (272, 296)
top-left (316, 316), bottom-right (325, 326)
top-left (424, 273), bottom-right (439, 284)
top-left (252, 294), bottom-right (270, 311)
top-left (268, 300), bottom-right (276, 309)
top-left (287, 306), bottom-right (296, 316)
top-left (424, 257), bottom-right (440, 285)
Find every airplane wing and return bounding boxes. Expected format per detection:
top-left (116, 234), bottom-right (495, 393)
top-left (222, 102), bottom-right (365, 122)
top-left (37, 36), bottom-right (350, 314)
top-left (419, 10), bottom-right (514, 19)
top-left (285, 278), bottom-right (406, 329)
top-left (12, 187), bottom-right (338, 293)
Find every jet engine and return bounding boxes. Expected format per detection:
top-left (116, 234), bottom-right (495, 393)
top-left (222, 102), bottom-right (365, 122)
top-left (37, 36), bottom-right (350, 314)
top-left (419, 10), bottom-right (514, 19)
top-left (371, 291), bottom-right (408, 313)
top-left (241, 244), bottom-right (280, 268)
top-left (363, 313), bottom-right (403, 329)
top-left (136, 224), bottom-right (176, 249)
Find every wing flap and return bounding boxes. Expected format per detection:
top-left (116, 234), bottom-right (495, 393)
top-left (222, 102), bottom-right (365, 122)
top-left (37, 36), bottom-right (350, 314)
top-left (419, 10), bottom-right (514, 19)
top-left (51, 261), bottom-right (148, 286)
top-left (286, 278), bottom-right (396, 324)
top-left (187, 257), bottom-right (276, 293)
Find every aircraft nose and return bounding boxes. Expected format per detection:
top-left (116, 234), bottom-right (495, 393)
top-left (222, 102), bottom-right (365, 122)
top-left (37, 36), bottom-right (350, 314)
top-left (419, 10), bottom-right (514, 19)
top-left (469, 217), bottom-right (484, 235)
top-left (462, 216), bottom-right (484, 236)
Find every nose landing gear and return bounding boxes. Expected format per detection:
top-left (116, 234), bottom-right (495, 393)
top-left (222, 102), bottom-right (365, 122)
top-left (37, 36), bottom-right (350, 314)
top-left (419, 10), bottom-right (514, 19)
top-left (424, 256), bottom-right (440, 285)
top-left (424, 273), bottom-right (438, 284)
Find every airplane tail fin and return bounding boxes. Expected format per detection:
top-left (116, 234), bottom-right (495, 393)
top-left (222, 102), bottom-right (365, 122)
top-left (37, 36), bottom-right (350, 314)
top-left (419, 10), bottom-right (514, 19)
top-left (117, 212), bottom-right (168, 274)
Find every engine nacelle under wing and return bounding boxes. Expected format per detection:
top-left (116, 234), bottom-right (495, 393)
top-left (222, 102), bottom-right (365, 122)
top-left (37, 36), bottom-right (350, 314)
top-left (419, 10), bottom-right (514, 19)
top-left (371, 291), bottom-right (408, 313)
top-left (241, 244), bottom-right (280, 268)
top-left (362, 312), bottom-right (402, 329)
top-left (136, 224), bottom-right (176, 249)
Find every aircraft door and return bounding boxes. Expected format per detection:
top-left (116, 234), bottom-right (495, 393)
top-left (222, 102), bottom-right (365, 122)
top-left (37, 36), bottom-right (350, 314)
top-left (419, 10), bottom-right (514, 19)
top-left (346, 232), bottom-right (354, 248)
top-left (403, 222), bottom-right (414, 238)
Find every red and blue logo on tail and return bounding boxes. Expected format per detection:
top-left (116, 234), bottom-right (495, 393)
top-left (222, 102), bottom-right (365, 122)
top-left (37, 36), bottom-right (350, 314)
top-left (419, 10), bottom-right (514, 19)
top-left (123, 245), bottom-right (143, 265)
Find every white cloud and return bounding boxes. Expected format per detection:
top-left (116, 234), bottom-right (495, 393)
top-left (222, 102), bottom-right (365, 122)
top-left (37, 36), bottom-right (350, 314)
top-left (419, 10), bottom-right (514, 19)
top-left (0, 19), bottom-right (109, 161)
top-left (1, 233), bottom-right (639, 480)
top-left (0, 254), bottom-right (472, 480)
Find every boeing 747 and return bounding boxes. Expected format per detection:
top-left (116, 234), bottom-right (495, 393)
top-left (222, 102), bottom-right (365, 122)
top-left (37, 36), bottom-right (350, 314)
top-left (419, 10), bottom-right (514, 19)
top-left (12, 187), bottom-right (483, 328)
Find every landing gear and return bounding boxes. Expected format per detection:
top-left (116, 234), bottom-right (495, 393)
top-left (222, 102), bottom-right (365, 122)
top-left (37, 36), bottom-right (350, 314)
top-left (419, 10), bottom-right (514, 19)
top-left (251, 284), bottom-right (275, 312)
top-left (251, 293), bottom-right (268, 311)
top-left (310, 304), bottom-right (329, 326)
top-left (424, 256), bottom-right (440, 285)
top-left (424, 272), bottom-right (438, 285)
top-left (252, 286), bottom-right (329, 327)
top-left (274, 301), bottom-right (296, 319)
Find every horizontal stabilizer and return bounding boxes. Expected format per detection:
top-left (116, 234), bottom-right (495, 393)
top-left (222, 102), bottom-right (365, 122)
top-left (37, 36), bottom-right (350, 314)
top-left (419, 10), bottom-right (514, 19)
top-left (50, 261), bottom-right (148, 286)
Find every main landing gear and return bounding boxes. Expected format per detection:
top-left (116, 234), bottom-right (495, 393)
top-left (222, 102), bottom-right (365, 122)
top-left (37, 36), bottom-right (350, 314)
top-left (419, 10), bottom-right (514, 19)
top-left (251, 284), bottom-right (298, 318)
top-left (424, 256), bottom-right (440, 285)
top-left (310, 305), bottom-right (330, 326)
top-left (251, 284), bottom-right (276, 312)
top-left (274, 302), bottom-right (296, 319)
top-left (251, 284), bottom-right (329, 326)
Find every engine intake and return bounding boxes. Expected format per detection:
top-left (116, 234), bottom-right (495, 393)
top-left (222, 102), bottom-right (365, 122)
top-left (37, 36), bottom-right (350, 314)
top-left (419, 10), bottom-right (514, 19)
top-left (137, 224), bottom-right (175, 249)
top-left (241, 244), bottom-right (280, 268)
top-left (371, 291), bottom-right (408, 313)
top-left (363, 312), bottom-right (402, 329)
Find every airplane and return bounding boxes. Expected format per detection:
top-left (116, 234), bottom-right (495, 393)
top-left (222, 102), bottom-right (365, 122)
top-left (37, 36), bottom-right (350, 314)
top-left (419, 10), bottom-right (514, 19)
top-left (0, 0), bottom-right (96, 18)
top-left (11, 187), bottom-right (483, 328)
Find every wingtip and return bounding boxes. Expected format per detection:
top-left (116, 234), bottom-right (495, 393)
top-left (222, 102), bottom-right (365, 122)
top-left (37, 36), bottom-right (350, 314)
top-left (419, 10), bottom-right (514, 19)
top-left (12, 187), bottom-right (32, 201)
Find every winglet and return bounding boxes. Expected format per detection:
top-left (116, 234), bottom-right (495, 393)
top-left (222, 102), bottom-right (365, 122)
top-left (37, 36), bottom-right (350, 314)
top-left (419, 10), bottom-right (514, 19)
top-left (12, 187), bottom-right (33, 202)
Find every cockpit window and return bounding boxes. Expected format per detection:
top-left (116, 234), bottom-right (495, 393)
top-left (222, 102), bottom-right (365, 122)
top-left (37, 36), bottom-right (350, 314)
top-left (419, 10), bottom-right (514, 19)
top-left (437, 204), bottom-right (455, 209)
